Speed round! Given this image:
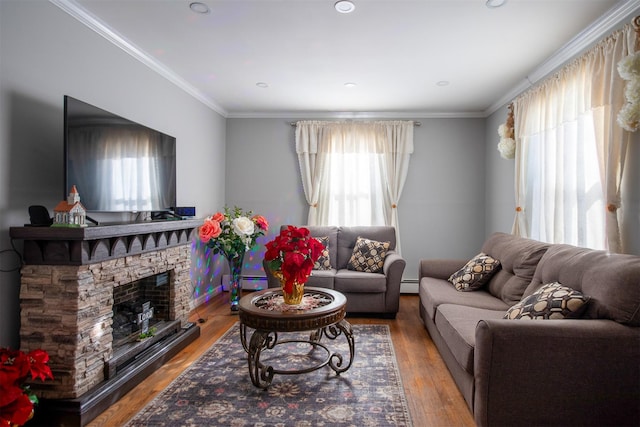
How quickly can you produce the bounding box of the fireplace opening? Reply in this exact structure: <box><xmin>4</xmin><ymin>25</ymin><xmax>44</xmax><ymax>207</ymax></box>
<box><xmin>112</xmin><ymin>272</ymin><xmax>170</xmax><ymax>345</ymax></box>
<box><xmin>106</xmin><ymin>271</ymin><xmax>182</xmax><ymax>379</ymax></box>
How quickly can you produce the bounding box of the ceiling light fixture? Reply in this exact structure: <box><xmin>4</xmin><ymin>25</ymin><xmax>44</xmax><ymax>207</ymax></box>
<box><xmin>436</xmin><ymin>80</ymin><xmax>450</xmax><ymax>87</ymax></box>
<box><xmin>344</xmin><ymin>82</ymin><xmax>357</xmax><ymax>88</ymax></box>
<box><xmin>189</xmin><ymin>2</ymin><xmax>210</xmax><ymax>14</ymax></box>
<box><xmin>334</xmin><ymin>1</ymin><xmax>355</xmax><ymax>14</ymax></box>
<box><xmin>256</xmin><ymin>82</ymin><xmax>269</xmax><ymax>88</ymax></box>
<box><xmin>485</xmin><ymin>0</ymin><xmax>507</xmax><ymax>8</ymax></box>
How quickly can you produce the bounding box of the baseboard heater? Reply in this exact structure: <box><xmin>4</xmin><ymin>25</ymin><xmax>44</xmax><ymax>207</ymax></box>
<box><xmin>401</xmin><ymin>278</ymin><xmax>419</xmax><ymax>294</ymax></box>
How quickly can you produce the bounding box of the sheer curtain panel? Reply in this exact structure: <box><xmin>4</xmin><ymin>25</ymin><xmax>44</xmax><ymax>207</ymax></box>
<box><xmin>513</xmin><ymin>23</ymin><xmax>636</xmax><ymax>252</ymax></box>
<box><xmin>295</xmin><ymin>120</ymin><xmax>414</xmax><ymax>252</ymax></box>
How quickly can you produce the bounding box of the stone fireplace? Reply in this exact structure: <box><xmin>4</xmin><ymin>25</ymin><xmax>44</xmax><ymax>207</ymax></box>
<box><xmin>10</xmin><ymin>219</ymin><xmax>202</xmax><ymax>425</ymax></box>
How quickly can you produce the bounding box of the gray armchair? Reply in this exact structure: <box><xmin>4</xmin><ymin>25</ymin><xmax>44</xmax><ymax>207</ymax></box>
<box><xmin>263</xmin><ymin>225</ymin><xmax>406</xmax><ymax>318</ymax></box>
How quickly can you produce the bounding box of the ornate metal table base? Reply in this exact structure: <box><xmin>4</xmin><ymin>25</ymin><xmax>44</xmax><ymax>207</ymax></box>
<box><xmin>238</xmin><ymin>287</ymin><xmax>354</xmax><ymax>389</ymax></box>
<box><xmin>240</xmin><ymin>320</ymin><xmax>354</xmax><ymax>388</ymax></box>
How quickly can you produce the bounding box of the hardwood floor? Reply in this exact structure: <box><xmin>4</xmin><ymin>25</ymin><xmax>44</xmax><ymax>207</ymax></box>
<box><xmin>88</xmin><ymin>293</ymin><xmax>475</xmax><ymax>426</ymax></box>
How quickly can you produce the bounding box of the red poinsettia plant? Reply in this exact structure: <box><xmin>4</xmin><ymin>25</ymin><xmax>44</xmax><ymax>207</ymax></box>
<box><xmin>264</xmin><ymin>226</ymin><xmax>324</xmax><ymax>293</ymax></box>
<box><xmin>0</xmin><ymin>348</ymin><xmax>53</xmax><ymax>427</ymax></box>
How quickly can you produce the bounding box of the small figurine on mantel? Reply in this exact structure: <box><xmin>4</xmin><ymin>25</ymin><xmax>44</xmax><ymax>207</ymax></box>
<box><xmin>52</xmin><ymin>185</ymin><xmax>88</xmax><ymax>227</ymax></box>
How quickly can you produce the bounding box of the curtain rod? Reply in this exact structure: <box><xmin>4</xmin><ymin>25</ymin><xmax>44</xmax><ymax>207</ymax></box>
<box><xmin>289</xmin><ymin>121</ymin><xmax>421</xmax><ymax>127</ymax></box>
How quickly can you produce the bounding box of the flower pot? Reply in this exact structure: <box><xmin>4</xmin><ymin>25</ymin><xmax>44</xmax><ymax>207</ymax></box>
<box><xmin>274</xmin><ymin>271</ymin><xmax>305</xmax><ymax>305</ymax></box>
<box><xmin>282</xmin><ymin>281</ymin><xmax>305</xmax><ymax>305</ymax></box>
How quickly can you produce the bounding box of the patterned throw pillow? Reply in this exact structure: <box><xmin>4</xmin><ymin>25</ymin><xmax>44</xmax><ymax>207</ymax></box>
<box><xmin>347</xmin><ymin>237</ymin><xmax>390</xmax><ymax>273</ymax></box>
<box><xmin>504</xmin><ymin>282</ymin><xmax>590</xmax><ymax>320</ymax></box>
<box><xmin>313</xmin><ymin>236</ymin><xmax>331</xmax><ymax>270</ymax></box>
<box><xmin>448</xmin><ymin>252</ymin><xmax>501</xmax><ymax>291</ymax></box>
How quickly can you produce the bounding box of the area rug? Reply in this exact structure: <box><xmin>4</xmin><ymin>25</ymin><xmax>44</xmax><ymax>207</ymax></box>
<box><xmin>126</xmin><ymin>323</ymin><xmax>412</xmax><ymax>426</ymax></box>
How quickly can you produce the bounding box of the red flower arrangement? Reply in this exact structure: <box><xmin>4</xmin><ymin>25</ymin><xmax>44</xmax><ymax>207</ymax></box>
<box><xmin>0</xmin><ymin>348</ymin><xmax>53</xmax><ymax>427</ymax></box>
<box><xmin>264</xmin><ymin>226</ymin><xmax>324</xmax><ymax>293</ymax></box>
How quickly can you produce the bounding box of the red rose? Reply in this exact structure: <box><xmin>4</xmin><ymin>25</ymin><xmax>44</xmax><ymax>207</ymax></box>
<box><xmin>199</xmin><ymin>218</ymin><xmax>222</xmax><ymax>243</ymax></box>
<box><xmin>211</xmin><ymin>212</ymin><xmax>225</xmax><ymax>223</ymax></box>
<box><xmin>252</xmin><ymin>215</ymin><xmax>269</xmax><ymax>231</ymax></box>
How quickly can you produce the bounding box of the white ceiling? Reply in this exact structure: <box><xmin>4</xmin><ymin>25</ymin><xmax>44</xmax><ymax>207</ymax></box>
<box><xmin>56</xmin><ymin>0</ymin><xmax>639</xmax><ymax>118</ymax></box>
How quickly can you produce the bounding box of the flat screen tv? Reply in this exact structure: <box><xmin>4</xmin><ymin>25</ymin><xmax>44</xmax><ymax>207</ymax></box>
<box><xmin>64</xmin><ymin>95</ymin><xmax>176</xmax><ymax>212</ymax></box>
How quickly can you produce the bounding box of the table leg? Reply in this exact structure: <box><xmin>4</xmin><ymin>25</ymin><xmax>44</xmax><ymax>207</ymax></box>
<box><xmin>247</xmin><ymin>329</ymin><xmax>277</xmax><ymax>388</ymax></box>
<box><xmin>325</xmin><ymin>319</ymin><xmax>355</xmax><ymax>374</ymax></box>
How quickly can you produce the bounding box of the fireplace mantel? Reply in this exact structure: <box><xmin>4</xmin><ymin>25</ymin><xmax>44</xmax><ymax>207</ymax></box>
<box><xmin>10</xmin><ymin>219</ymin><xmax>202</xmax><ymax>265</ymax></box>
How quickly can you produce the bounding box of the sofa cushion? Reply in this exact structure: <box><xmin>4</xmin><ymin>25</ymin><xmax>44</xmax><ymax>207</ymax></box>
<box><xmin>504</xmin><ymin>282</ymin><xmax>590</xmax><ymax>320</ymax></box>
<box><xmin>335</xmin><ymin>270</ymin><xmax>387</xmax><ymax>293</ymax></box>
<box><xmin>481</xmin><ymin>232</ymin><xmax>550</xmax><ymax>305</ymax></box>
<box><xmin>448</xmin><ymin>252</ymin><xmax>501</xmax><ymax>291</ymax></box>
<box><xmin>347</xmin><ymin>237</ymin><xmax>390</xmax><ymax>273</ymax></box>
<box><xmin>306</xmin><ymin>269</ymin><xmax>335</xmax><ymax>289</ymax></box>
<box><xmin>313</xmin><ymin>236</ymin><xmax>332</xmax><ymax>270</ymax></box>
<box><xmin>435</xmin><ymin>304</ymin><xmax>505</xmax><ymax>374</ymax></box>
<box><xmin>419</xmin><ymin>277</ymin><xmax>511</xmax><ymax>321</ymax></box>
<box><xmin>526</xmin><ymin>244</ymin><xmax>640</xmax><ymax>326</ymax></box>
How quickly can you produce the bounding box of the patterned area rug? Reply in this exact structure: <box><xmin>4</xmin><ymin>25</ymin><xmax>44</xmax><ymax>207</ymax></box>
<box><xmin>126</xmin><ymin>323</ymin><xmax>412</xmax><ymax>426</ymax></box>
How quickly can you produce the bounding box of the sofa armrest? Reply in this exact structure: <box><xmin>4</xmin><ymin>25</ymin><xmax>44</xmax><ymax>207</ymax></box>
<box><xmin>262</xmin><ymin>259</ymin><xmax>280</xmax><ymax>288</ymax></box>
<box><xmin>382</xmin><ymin>250</ymin><xmax>406</xmax><ymax>314</ymax></box>
<box><xmin>474</xmin><ymin>319</ymin><xmax>640</xmax><ymax>427</ymax></box>
<box><xmin>419</xmin><ymin>259</ymin><xmax>467</xmax><ymax>281</ymax></box>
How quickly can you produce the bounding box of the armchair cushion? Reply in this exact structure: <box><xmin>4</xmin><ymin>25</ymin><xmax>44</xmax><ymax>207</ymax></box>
<box><xmin>347</xmin><ymin>236</ymin><xmax>390</xmax><ymax>273</ymax></box>
<box><xmin>313</xmin><ymin>236</ymin><xmax>332</xmax><ymax>270</ymax></box>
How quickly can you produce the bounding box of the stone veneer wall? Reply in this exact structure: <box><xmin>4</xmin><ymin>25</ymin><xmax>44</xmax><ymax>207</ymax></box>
<box><xmin>19</xmin><ymin>244</ymin><xmax>192</xmax><ymax>399</ymax></box>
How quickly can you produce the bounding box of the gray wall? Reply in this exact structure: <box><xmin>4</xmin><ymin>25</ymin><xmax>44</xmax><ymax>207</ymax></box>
<box><xmin>484</xmin><ymin>104</ymin><xmax>516</xmax><ymax>234</ymax></box>
<box><xmin>0</xmin><ymin>1</ymin><xmax>226</xmax><ymax>348</ymax></box>
<box><xmin>226</xmin><ymin>117</ymin><xmax>488</xmax><ymax>282</ymax></box>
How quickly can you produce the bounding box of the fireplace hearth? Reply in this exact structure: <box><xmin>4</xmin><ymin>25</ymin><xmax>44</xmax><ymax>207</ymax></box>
<box><xmin>10</xmin><ymin>220</ymin><xmax>203</xmax><ymax>426</ymax></box>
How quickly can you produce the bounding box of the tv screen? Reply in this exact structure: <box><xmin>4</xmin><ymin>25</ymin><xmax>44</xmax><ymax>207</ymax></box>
<box><xmin>64</xmin><ymin>96</ymin><xmax>177</xmax><ymax>212</ymax></box>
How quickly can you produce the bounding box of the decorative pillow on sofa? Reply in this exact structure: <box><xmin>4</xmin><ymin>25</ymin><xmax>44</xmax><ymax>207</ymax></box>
<box><xmin>313</xmin><ymin>236</ymin><xmax>331</xmax><ymax>270</ymax></box>
<box><xmin>448</xmin><ymin>252</ymin><xmax>501</xmax><ymax>291</ymax></box>
<box><xmin>347</xmin><ymin>236</ymin><xmax>390</xmax><ymax>273</ymax></box>
<box><xmin>504</xmin><ymin>282</ymin><xmax>590</xmax><ymax>320</ymax></box>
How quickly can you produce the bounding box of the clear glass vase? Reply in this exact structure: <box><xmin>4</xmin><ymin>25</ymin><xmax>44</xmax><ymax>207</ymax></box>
<box><xmin>228</xmin><ymin>252</ymin><xmax>244</xmax><ymax>311</ymax></box>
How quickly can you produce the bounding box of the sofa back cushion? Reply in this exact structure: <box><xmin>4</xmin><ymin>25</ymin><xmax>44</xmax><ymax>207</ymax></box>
<box><xmin>525</xmin><ymin>244</ymin><xmax>640</xmax><ymax>325</ymax></box>
<box><xmin>336</xmin><ymin>226</ymin><xmax>396</xmax><ymax>270</ymax></box>
<box><xmin>480</xmin><ymin>232</ymin><xmax>550</xmax><ymax>305</ymax></box>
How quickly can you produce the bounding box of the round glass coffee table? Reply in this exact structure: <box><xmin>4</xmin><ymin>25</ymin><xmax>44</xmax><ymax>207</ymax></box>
<box><xmin>238</xmin><ymin>287</ymin><xmax>354</xmax><ymax>389</ymax></box>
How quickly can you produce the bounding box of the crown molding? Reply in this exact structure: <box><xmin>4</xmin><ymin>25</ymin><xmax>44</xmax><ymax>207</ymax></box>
<box><xmin>49</xmin><ymin>0</ymin><xmax>229</xmax><ymax>117</ymax></box>
<box><xmin>226</xmin><ymin>110</ymin><xmax>486</xmax><ymax>120</ymax></box>
<box><xmin>484</xmin><ymin>0</ymin><xmax>640</xmax><ymax>117</ymax></box>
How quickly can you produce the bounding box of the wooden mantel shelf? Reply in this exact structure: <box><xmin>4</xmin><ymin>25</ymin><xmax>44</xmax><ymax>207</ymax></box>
<box><xmin>10</xmin><ymin>219</ymin><xmax>203</xmax><ymax>265</ymax></box>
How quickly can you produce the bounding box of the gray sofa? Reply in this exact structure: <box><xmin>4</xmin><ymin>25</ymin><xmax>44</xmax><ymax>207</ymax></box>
<box><xmin>419</xmin><ymin>232</ymin><xmax>640</xmax><ymax>427</ymax></box>
<box><xmin>263</xmin><ymin>225</ymin><xmax>405</xmax><ymax>317</ymax></box>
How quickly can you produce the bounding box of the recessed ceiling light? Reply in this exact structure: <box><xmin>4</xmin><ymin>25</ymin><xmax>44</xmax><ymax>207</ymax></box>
<box><xmin>335</xmin><ymin>1</ymin><xmax>355</xmax><ymax>14</ymax></box>
<box><xmin>436</xmin><ymin>80</ymin><xmax>450</xmax><ymax>87</ymax></box>
<box><xmin>189</xmin><ymin>2</ymin><xmax>210</xmax><ymax>14</ymax></box>
<box><xmin>344</xmin><ymin>82</ymin><xmax>357</xmax><ymax>88</ymax></box>
<box><xmin>485</xmin><ymin>0</ymin><xmax>507</xmax><ymax>8</ymax></box>
<box><xmin>256</xmin><ymin>82</ymin><xmax>269</xmax><ymax>88</ymax></box>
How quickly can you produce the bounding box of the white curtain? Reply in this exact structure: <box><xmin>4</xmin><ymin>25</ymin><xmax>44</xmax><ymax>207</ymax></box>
<box><xmin>513</xmin><ymin>23</ymin><xmax>636</xmax><ymax>252</ymax></box>
<box><xmin>295</xmin><ymin>120</ymin><xmax>414</xmax><ymax>251</ymax></box>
